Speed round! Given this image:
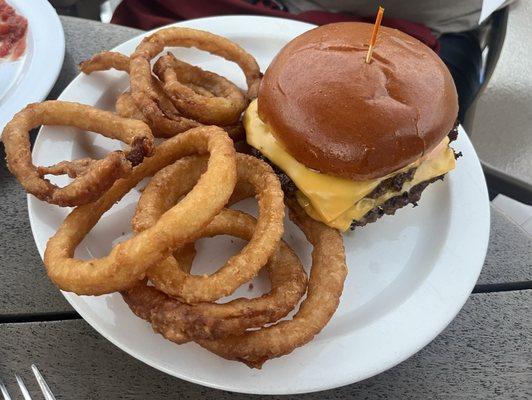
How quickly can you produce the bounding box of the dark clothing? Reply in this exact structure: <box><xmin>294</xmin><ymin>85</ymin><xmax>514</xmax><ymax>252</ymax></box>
<box><xmin>439</xmin><ymin>31</ymin><xmax>482</xmax><ymax>122</ymax></box>
<box><xmin>111</xmin><ymin>0</ymin><xmax>440</xmax><ymax>51</ymax></box>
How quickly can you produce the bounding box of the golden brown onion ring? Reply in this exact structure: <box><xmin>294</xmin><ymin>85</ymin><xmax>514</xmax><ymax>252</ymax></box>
<box><xmin>80</xmin><ymin>51</ymin><xmax>201</xmax><ymax>138</ymax></box>
<box><xmin>123</xmin><ymin>208</ymin><xmax>306</xmax><ymax>341</ymax></box>
<box><xmin>129</xmin><ymin>27</ymin><xmax>261</xmax><ymax>135</ymax></box>
<box><xmin>79</xmin><ymin>51</ymin><xmax>130</xmax><ymax>73</ymax></box>
<box><xmin>153</xmin><ymin>53</ymin><xmax>247</xmax><ymax>126</ymax></box>
<box><xmin>195</xmin><ymin>200</ymin><xmax>347</xmax><ymax>368</ymax></box>
<box><xmin>124</xmin><ymin>200</ymin><xmax>346</xmax><ymax>367</ymax></box>
<box><xmin>126</xmin><ymin>155</ymin><xmax>304</xmax><ymax>338</ymax></box>
<box><xmin>2</xmin><ymin>101</ymin><xmax>154</xmax><ymax>207</ymax></box>
<box><xmin>81</xmin><ymin>52</ymin><xmax>244</xmax><ymax>139</ymax></box>
<box><xmin>43</xmin><ymin>125</ymin><xmax>236</xmax><ymax>295</ymax></box>
<box><xmin>132</xmin><ymin>153</ymin><xmax>285</xmax><ymax>303</ymax></box>
<box><xmin>116</xmin><ymin>90</ymin><xmax>244</xmax><ymax>142</ymax></box>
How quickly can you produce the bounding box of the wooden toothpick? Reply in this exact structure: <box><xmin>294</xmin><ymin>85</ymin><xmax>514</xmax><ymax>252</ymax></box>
<box><xmin>365</xmin><ymin>6</ymin><xmax>385</xmax><ymax>64</ymax></box>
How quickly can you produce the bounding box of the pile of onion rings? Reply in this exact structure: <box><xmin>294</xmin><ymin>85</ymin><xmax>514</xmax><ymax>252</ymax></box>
<box><xmin>2</xmin><ymin>101</ymin><xmax>154</xmax><ymax>206</ymax></box>
<box><xmin>80</xmin><ymin>26</ymin><xmax>260</xmax><ymax>140</ymax></box>
<box><xmin>0</xmin><ymin>26</ymin><xmax>347</xmax><ymax>368</ymax></box>
<box><xmin>120</xmin><ymin>156</ymin><xmax>347</xmax><ymax>367</ymax></box>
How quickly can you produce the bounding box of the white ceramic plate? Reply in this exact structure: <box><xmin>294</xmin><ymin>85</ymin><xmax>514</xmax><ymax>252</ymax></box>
<box><xmin>27</xmin><ymin>16</ymin><xmax>490</xmax><ymax>395</ymax></box>
<box><xmin>0</xmin><ymin>0</ymin><xmax>64</xmax><ymax>133</ymax></box>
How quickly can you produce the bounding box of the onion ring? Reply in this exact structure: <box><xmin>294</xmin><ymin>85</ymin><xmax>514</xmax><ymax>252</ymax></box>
<box><xmin>116</xmin><ymin>89</ymin><xmax>194</xmax><ymax>136</ymax></box>
<box><xmin>129</xmin><ymin>80</ymin><xmax>201</xmax><ymax>138</ymax></box>
<box><xmin>80</xmin><ymin>51</ymin><xmax>201</xmax><ymax>137</ymax></box>
<box><xmin>132</xmin><ymin>153</ymin><xmax>285</xmax><ymax>303</ymax></box>
<box><xmin>43</xmin><ymin>125</ymin><xmax>236</xmax><ymax>295</ymax></box>
<box><xmin>79</xmin><ymin>51</ymin><xmax>130</xmax><ymax>73</ymax></box>
<box><xmin>129</xmin><ymin>27</ymin><xmax>261</xmax><ymax>135</ymax></box>
<box><xmin>81</xmin><ymin>51</ymin><xmax>244</xmax><ymax>140</ymax></box>
<box><xmin>153</xmin><ymin>53</ymin><xmax>247</xmax><ymax>126</ymax></box>
<box><xmin>81</xmin><ymin>49</ymin><xmax>242</xmax><ymax>103</ymax></box>
<box><xmin>123</xmin><ymin>208</ymin><xmax>306</xmax><ymax>340</ymax></box>
<box><xmin>123</xmin><ymin>200</ymin><xmax>346</xmax><ymax>367</ymax></box>
<box><xmin>80</xmin><ymin>51</ymin><xmax>180</xmax><ymax>123</ymax></box>
<box><xmin>127</xmin><ymin>154</ymin><xmax>305</xmax><ymax>338</ymax></box>
<box><xmin>2</xmin><ymin>101</ymin><xmax>154</xmax><ymax>207</ymax></box>
<box><xmin>117</xmin><ymin>90</ymin><xmax>244</xmax><ymax>142</ymax></box>
<box><xmin>195</xmin><ymin>200</ymin><xmax>347</xmax><ymax>368</ymax></box>
<box><xmin>80</xmin><ymin>51</ymin><xmax>191</xmax><ymax>126</ymax></box>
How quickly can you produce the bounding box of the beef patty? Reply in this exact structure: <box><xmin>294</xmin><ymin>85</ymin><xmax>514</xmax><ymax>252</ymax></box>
<box><xmin>349</xmin><ymin>175</ymin><xmax>443</xmax><ymax>229</ymax></box>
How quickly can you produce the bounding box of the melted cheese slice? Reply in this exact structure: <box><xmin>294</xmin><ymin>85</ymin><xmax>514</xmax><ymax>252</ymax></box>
<box><xmin>244</xmin><ymin>99</ymin><xmax>456</xmax><ymax>231</ymax></box>
<box><xmin>297</xmin><ymin>142</ymin><xmax>456</xmax><ymax>230</ymax></box>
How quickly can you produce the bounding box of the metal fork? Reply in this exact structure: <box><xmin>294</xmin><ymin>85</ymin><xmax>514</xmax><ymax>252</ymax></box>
<box><xmin>0</xmin><ymin>364</ymin><xmax>56</xmax><ymax>400</ymax></box>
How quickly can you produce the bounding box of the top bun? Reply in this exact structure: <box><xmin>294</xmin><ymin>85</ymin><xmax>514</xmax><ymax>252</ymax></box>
<box><xmin>258</xmin><ymin>22</ymin><xmax>458</xmax><ymax>180</ymax></box>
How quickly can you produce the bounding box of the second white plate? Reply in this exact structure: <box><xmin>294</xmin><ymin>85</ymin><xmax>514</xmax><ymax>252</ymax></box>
<box><xmin>0</xmin><ymin>0</ymin><xmax>64</xmax><ymax>133</ymax></box>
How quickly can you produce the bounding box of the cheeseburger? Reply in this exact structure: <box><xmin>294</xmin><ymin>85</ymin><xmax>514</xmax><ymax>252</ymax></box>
<box><xmin>244</xmin><ymin>22</ymin><xmax>459</xmax><ymax>231</ymax></box>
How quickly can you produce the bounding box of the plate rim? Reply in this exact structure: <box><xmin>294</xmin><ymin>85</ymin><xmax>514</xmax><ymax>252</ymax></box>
<box><xmin>0</xmin><ymin>0</ymin><xmax>65</xmax><ymax>134</ymax></box>
<box><xmin>27</xmin><ymin>15</ymin><xmax>491</xmax><ymax>395</ymax></box>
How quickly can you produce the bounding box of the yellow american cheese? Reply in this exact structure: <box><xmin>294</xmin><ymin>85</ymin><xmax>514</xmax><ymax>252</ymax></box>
<box><xmin>244</xmin><ymin>99</ymin><xmax>456</xmax><ymax>231</ymax></box>
<box><xmin>297</xmin><ymin>142</ymin><xmax>456</xmax><ymax>230</ymax></box>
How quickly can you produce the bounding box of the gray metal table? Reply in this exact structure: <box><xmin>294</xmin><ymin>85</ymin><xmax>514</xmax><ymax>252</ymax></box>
<box><xmin>0</xmin><ymin>16</ymin><xmax>530</xmax><ymax>399</ymax></box>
